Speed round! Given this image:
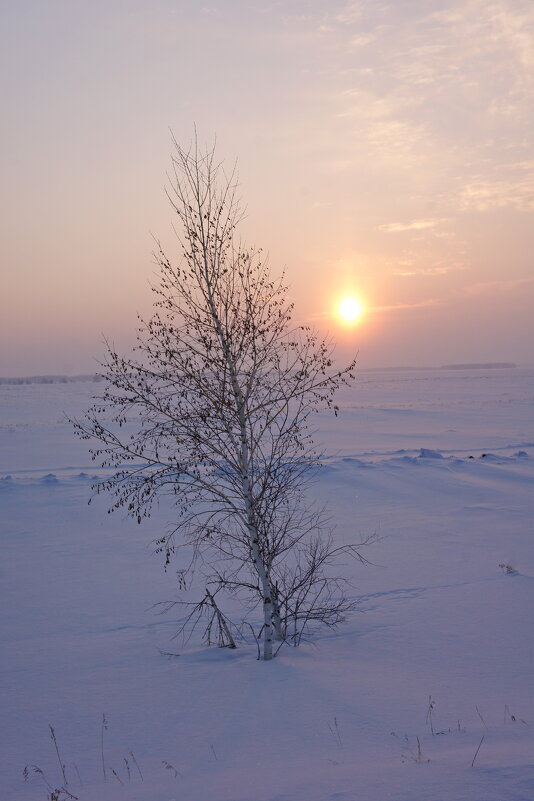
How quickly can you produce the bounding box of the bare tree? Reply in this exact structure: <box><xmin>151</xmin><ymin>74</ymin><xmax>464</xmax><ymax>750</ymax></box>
<box><xmin>75</xmin><ymin>135</ymin><xmax>365</xmax><ymax>660</ymax></box>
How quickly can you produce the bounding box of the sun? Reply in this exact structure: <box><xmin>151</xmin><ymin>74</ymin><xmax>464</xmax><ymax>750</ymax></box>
<box><xmin>338</xmin><ymin>296</ymin><xmax>362</xmax><ymax>323</ymax></box>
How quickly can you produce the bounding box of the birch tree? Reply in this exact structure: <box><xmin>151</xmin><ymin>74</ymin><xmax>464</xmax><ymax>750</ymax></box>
<box><xmin>75</xmin><ymin>136</ymin><xmax>362</xmax><ymax>660</ymax></box>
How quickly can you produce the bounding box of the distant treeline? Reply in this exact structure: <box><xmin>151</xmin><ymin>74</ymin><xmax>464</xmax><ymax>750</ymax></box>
<box><xmin>440</xmin><ymin>362</ymin><xmax>516</xmax><ymax>370</ymax></box>
<box><xmin>0</xmin><ymin>374</ymin><xmax>103</xmax><ymax>385</ymax></box>
<box><xmin>0</xmin><ymin>365</ymin><xmax>518</xmax><ymax>384</ymax></box>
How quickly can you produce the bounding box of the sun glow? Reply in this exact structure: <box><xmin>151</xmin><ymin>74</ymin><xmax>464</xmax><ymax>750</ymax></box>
<box><xmin>338</xmin><ymin>296</ymin><xmax>363</xmax><ymax>324</ymax></box>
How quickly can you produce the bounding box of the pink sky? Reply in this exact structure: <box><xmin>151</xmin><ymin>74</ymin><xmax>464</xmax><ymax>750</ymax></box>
<box><xmin>1</xmin><ymin>0</ymin><xmax>533</xmax><ymax>375</ymax></box>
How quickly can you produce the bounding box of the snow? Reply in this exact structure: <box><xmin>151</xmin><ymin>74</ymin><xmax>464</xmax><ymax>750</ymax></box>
<box><xmin>1</xmin><ymin>366</ymin><xmax>533</xmax><ymax>800</ymax></box>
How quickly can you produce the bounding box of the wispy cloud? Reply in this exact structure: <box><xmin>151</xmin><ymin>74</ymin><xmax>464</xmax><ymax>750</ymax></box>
<box><xmin>371</xmin><ymin>298</ymin><xmax>440</xmax><ymax>312</ymax></box>
<box><xmin>459</xmin><ymin>172</ymin><xmax>534</xmax><ymax>212</ymax></box>
<box><xmin>391</xmin><ymin>263</ymin><xmax>465</xmax><ymax>277</ymax></box>
<box><xmin>349</xmin><ymin>33</ymin><xmax>375</xmax><ymax>47</ymax></box>
<box><xmin>306</xmin><ymin>296</ymin><xmax>439</xmax><ymax>323</ymax></box>
<box><xmin>318</xmin><ymin>0</ymin><xmax>534</xmax><ymax>207</ymax></box>
<box><xmin>461</xmin><ymin>276</ymin><xmax>534</xmax><ymax>297</ymax></box>
<box><xmin>334</xmin><ymin>2</ymin><xmax>365</xmax><ymax>26</ymax></box>
<box><xmin>379</xmin><ymin>219</ymin><xmax>449</xmax><ymax>233</ymax></box>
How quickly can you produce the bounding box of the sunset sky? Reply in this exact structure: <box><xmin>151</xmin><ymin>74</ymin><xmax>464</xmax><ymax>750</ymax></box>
<box><xmin>1</xmin><ymin>0</ymin><xmax>533</xmax><ymax>375</ymax></box>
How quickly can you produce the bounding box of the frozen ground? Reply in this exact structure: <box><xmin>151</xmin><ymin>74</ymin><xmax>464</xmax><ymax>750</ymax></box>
<box><xmin>1</xmin><ymin>366</ymin><xmax>533</xmax><ymax>801</ymax></box>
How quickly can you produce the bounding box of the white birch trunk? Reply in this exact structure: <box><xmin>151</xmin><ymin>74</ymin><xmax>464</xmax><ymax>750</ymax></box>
<box><xmin>203</xmin><ymin>260</ymin><xmax>275</xmax><ymax>660</ymax></box>
<box><xmin>272</xmin><ymin>597</ymin><xmax>283</xmax><ymax>641</ymax></box>
<box><xmin>247</xmin><ymin>518</ymin><xmax>274</xmax><ymax>660</ymax></box>
<box><xmin>239</xmin><ymin>409</ymin><xmax>274</xmax><ymax>660</ymax></box>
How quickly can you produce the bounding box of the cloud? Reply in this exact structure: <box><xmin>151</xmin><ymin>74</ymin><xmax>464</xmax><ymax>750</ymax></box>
<box><xmin>334</xmin><ymin>2</ymin><xmax>364</xmax><ymax>26</ymax></box>
<box><xmin>391</xmin><ymin>263</ymin><xmax>465</xmax><ymax>277</ymax></box>
<box><xmin>349</xmin><ymin>33</ymin><xmax>375</xmax><ymax>46</ymax></box>
<box><xmin>490</xmin><ymin>5</ymin><xmax>534</xmax><ymax>70</ymax></box>
<box><xmin>305</xmin><ymin>296</ymin><xmax>439</xmax><ymax>324</ymax></box>
<box><xmin>378</xmin><ymin>219</ymin><xmax>449</xmax><ymax>233</ymax></box>
<box><xmin>461</xmin><ymin>276</ymin><xmax>534</xmax><ymax>297</ymax></box>
<box><xmin>371</xmin><ymin>298</ymin><xmax>440</xmax><ymax>313</ymax></box>
<box><xmin>459</xmin><ymin>172</ymin><xmax>534</xmax><ymax>212</ymax></box>
<box><xmin>318</xmin><ymin>0</ymin><xmax>534</xmax><ymax>199</ymax></box>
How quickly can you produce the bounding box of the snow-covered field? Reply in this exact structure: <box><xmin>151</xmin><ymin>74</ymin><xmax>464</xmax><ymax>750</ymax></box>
<box><xmin>1</xmin><ymin>367</ymin><xmax>533</xmax><ymax>801</ymax></box>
